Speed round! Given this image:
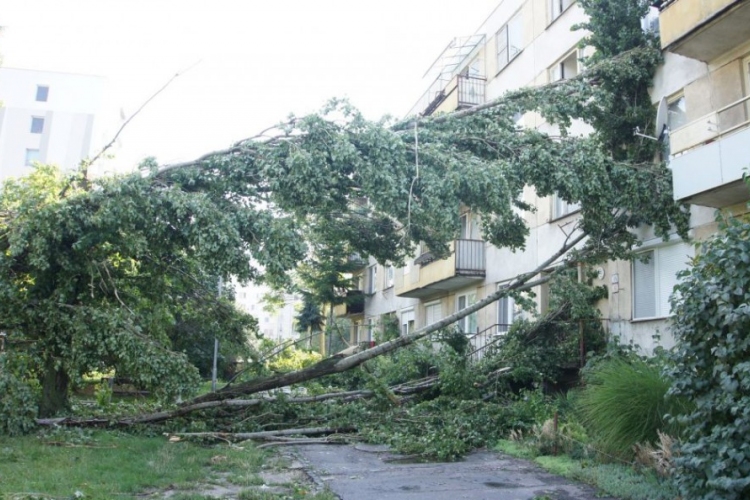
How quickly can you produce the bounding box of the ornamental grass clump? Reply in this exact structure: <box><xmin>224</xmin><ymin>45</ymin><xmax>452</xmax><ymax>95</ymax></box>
<box><xmin>576</xmin><ymin>356</ymin><xmax>686</xmax><ymax>458</ymax></box>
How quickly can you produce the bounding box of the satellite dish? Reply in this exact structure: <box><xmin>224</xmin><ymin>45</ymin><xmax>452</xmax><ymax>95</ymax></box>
<box><xmin>655</xmin><ymin>97</ymin><xmax>668</xmax><ymax>140</ymax></box>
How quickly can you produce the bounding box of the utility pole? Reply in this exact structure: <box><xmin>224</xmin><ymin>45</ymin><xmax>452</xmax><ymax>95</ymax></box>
<box><xmin>211</xmin><ymin>277</ymin><xmax>222</xmax><ymax>392</ymax></box>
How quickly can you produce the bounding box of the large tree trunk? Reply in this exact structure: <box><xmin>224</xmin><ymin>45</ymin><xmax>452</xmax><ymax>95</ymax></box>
<box><xmin>189</xmin><ymin>232</ymin><xmax>584</xmax><ymax>405</ymax></box>
<box><xmin>39</xmin><ymin>358</ymin><xmax>70</xmax><ymax>417</ymax></box>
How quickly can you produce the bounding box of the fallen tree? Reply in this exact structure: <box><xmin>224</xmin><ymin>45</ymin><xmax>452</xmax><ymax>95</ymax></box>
<box><xmin>1</xmin><ymin>0</ymin><xmax>687</xmax><ymax>433</ymax></box>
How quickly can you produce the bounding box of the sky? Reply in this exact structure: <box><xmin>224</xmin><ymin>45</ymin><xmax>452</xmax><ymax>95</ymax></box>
<box><xmin>0</xmin><ymin>0</ymin><xmax>500</xmax><ymax>169</ymax></box>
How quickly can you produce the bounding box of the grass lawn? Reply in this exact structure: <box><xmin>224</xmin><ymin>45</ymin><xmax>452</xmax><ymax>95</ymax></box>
<box><xmin>0</xmin><ymin>428</ymin><xmax>333</xmax><ymax>500</ymax></box>
<box><xmin>495</xmin><ymin>440</ymin><xmax>678</xmax><ymax>500</ymax></box>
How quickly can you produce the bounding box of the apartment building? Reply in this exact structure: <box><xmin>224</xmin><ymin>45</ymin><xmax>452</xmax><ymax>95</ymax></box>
<box><xmin>655</xmin><ymin>0</ymin><xmax>750</xmax><ymax>213</ymax></box>
<box><xmin>0</xmin><ymin>67</ymin><xmax>106</xmax><ymax>181</ymax></box>
<box><xmin>234</xmin><ymin>282</ymin><xmax>301</xmax><ymax>343</ymax></box>
<box><xmin>608</xmin><ymin>0</ymin><xmax>750</xmax><ymax>349</ymax></box>
<box><xmin>344</xmin><ymin>0</ymin><xmax>749</xmax><ymax>354</ymax></box>
<box><xmin>344</xmin><ymin>0</ymin><xmax>598</xmax><ymax>350</ymax></box>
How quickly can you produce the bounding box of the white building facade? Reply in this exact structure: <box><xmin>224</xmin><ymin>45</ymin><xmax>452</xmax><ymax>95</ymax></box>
<box><xmin>0</xmin><ymin>67</ymin><xmax>106</xmax><ymax>180</ymax></box>
<box><xmin>354</xmin><ymin>0</ymin><xmax>745</xmax><ymax>355</ymax></box>
<box><xmin>234</xmin><ymin>282</ymin><xmax>300</xmax><ymax>343</ymax></box>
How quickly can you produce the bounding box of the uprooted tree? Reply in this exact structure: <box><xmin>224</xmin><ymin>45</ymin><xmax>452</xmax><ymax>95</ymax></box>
<box><xmin>0</xmin><ymin>0</ymin><xmax>686</xmax><ymax>424</ymax></box>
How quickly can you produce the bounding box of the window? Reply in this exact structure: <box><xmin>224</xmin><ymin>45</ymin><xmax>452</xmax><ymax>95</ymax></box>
<box><xmin>550</xmin><ymin>0</ymin><xmax>574</xmax><ymax>23</ymax></box>
<box><xmin>496</xmin><ymin>13</ymin><xmax>523</xmax><ymax>72</ymax></box>
<box><xmin>463</xmin><ymin>56</ymin><xmax>484</xmax><ymax>78</ymax></box>
<box><xmin>457</xmin><ymin>292</ymin><xmax>478</xmax><ymax>334</ymax></box>
<box><xmin>353</xmin><ymin>321</ymin><xmax>362</xmax><ymax>343</ymax></box>
<box><xmin>640</xmin><ymin>6</ymin><xmax>660</xmax><ymax>35</ymax></box>
<box><xmin>497</xmin><ymin>285</ymin><xmax>515</xmax><ymax>333</ymax></box>
<box><xmin>384</xmin><ymin>265</ymin><xmax>394</xmax><ymax>289</ymax></box>
<box><xmin>364</xmin><ymin>318</ymin><xmax>374</xmax><ymax>342</ymax></box>
<box><xmin>366</xmin><ymin>265</ymin><xmax>378</xmax><ymax>294</ymax></box>
<box><xmin>460</xmin><ymin>212</ymin><xmax>480</xmax><ymax>239</ymax></box>
<box><xmin>35</xmin><ymin>85</ymin><xmax>49</xmax><ymax>102</ymax></box>
<box><xmin>667</xmin><ymin>95</ymin><xmax>688</xmax><ymax>132</ymax></box>
<box><xmin>552</xmin><ymin>193</ymin><xmax>580</xmax><ymax>219</ymax></box>
<box><xmin>632</xmin><ymin>242</ymin><xmax>693</xmax><ymax>319</ymax></box>
<box><xmin>425</xmin><ymin>300</ymin><xmax>442</xmax><ymax>326</ymax></box>
<box><xmin>549</xmin><ymin>51</ymin><xmax>579</xmax><ymax>82</ymax></box>
<box><xmin>30</xmin><ymin>117</ymin><xmax>44</xmax><ymax>134</ymax></box>
<box><xmin>25</xmin><ymin>149</ymin><xmax>40</xmax><ymax>166</ymax></box>
<box><xmin>401</xmin><ymin>308</ymin><xmax>415</xmax><ymax>336</ymax></box>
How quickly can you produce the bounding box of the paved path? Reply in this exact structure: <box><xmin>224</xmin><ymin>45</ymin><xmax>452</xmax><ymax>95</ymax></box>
<box><xmin>294</xmin><ymin>444</ymin><xmax>616</xmax><ymax>500</ymax></box>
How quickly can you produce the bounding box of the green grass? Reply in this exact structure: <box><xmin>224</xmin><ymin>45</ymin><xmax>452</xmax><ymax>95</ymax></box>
<box><xmin>495</xmin><ymin>440</ymin><xmax>678</xmax><ymax>500</ymax></box>
<box><xmin>0</xmin><ymin>429</ymin><xmax>266</xmax><ymax>499</ymax></box>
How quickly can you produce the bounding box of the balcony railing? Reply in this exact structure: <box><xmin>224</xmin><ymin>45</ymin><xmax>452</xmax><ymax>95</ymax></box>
<box><xmin>466</xmin><ymin>324</ymin><xmax>512</xmax><ymax>363</ymax></box>
<box><xmin>670</xmin><ymin>94</ymin><xmax>750</xmax><ymax>207</ymax></box>
<box><xmin>409</xmin><ymin>75</ymin><xmax>486</xmax><ymax>117</ymax></box>
<box><xmin>457</xmin><ymin>75</ymin><xmax>485</xmax><ymax>109</ymax></box>
<box><xmin>332</xmin><ymin>290</ymin><xmax>365</xmax><ymax>317</ymax></box>
<box><xmin>454</xmin><ymin>238</ymin><xmax>485</xmax><ymax>273</ymax></box>
<box><xmin>670</xmin><ymin>94</ymin><xmax>750</xmax><ymax>157</ymax></box>
<box><xmin>395</xmin><ymin>239</ymin><xmax>485</xmax><ymax>298</ymax></box>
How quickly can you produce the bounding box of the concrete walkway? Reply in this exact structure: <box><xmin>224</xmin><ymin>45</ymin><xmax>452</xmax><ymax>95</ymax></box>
<box><xmin>294</xmin><ymin>444</ymin><xmax>616</xmax><ymax>500</ymax></box>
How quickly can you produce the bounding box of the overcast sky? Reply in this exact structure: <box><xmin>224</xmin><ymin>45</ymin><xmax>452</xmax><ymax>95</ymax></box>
<box><xmin>0</xmin><ymin>0</ymin><xmax>499</xmax><ymax>169</ymax></box>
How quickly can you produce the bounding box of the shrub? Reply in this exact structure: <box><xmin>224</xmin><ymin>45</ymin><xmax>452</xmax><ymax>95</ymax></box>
<box><xmin>667</xmin><ymin>217</ymin><xmax>750</xmax><ymax>500</ymax></box>
<box><xmin>0</xmin><ymin>353</ymin><xmax>37</xmax><ymax>435</ymax></box>
<box><xmin>576</xmin><ymin>356</ymin><xmax>686</xmax><ymax>457</ymax></box>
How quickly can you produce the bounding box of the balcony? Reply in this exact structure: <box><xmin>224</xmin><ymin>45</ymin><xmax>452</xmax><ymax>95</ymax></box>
<box><xmin>670</xmin><ymin>94</ymin><xmax>750</xmax><ymax>207</ymax></box>
<box><xmin>333</xmin><ymin>290</ymin><xmax>365</xmax><ymax>318</ymax></box>
<box><xmin>347</xmin><ymin>253</ymin><xmax>368</xmax><ymax>269</ymax></box>
<box><xmin>657</xmin><ymin>0</ymin><xmax>750</xmax><ymax>61</ymax></box>
<box><xmin>395</xmin><ymin>239</ymin><xmax>485</xmax><ymax>299</ymax></box>
<box><xmin>411</xmin><ymin>75</ymin><xmax>486</xmax><ymax>117</ymax></box>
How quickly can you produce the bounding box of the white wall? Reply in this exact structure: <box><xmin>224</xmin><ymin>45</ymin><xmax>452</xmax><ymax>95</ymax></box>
<box><xmin>234</xmin><ymin>282</ymin><xmax>300</xmax><ymax>343</ymax></box>
<box><xmin>0</xmin><ymin>67</ymin><xmax>106</xmax><ymax>180</ymax></box>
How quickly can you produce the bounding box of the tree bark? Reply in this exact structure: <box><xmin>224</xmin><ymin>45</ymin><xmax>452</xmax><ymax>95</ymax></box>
<box><xmin>38</xmin><ymin>358</ymin><xmax>70</xmax><ymax>418</ymax></box>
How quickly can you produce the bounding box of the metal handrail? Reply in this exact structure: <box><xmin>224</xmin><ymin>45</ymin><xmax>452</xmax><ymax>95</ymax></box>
<box><xmin>671</xmin><ymin>93</ymin><xmax>750</xmax><ymax>155</ymax></box>
<box><xmin>466</xmin><ymin>323</ymin><xmax>512</xmax><ymax>362</ymax></box>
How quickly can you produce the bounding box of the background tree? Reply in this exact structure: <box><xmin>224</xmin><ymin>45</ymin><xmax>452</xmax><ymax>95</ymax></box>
<box><xmin>294</xmin><ymin>295</ymin><xmax>325</xmax><ymax>349</ymax></box>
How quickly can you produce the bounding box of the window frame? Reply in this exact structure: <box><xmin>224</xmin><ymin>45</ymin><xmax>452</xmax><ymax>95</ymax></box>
<box><xmin>366</xmin><ymin>265</ymin><xmax>378</xmax><ymax>295</ymax></box>
<box><xmin>35</xmin><ymin>85</ymin><xmax>49</xmax><ymax>102</ymax></box>
<box><xmin>384</xmin><ymin>264</ymin><xmax>394</xmax><ymax>289</ymax></box>
<box><xmin>496</xmin><ymin>284</ymin><xmax>515</xmax><ymax>334</ymax></box>
<box><xmin>24</xmin><ymin>148</ymin><xmax>40</xmax><ymax>166</ymax></box>
<box><xmin>364</xmin><ymin>317</ymin><xmax>374</xmax><ymax>342</ymax></box>
<box><xmin>549</xmin><ymin>0</ymin><xmax>574</xmax><ymax>24</ymax></box>
<box><xmin>551</xmin><ymin>193</ymin><xmax>581</xmax><ymax>220</ymax></box>
<box><xmin>424</xmin><ymin>300</ymin><xmax>443</xmax><ymax>326</ymax></box>
<box><xmin>401</xmin><ymin>307</ymin><xmax>416</xmax><ymax>336</ymax></box>
<box><xmin>549</xmin><ymin>50</ymin><xmax>580</xmax><ymax>83</ymax></box>
<box><xmin>496</xmin><ymin>11</ymin><xmax>523</xmax><ymax>73</ymax></box>
<box><xmin>30</xmin><ymin>116</ymin><xmax>45</xmax><ymax>134</ymax></box>
<box><xmin>666</xmin><ymin>92</ymin><xmax>688</xmax><ymax>133</ymax></box>
<box><xmin>456</xmin><ymin>292</ymin><xmax>478</xmax><ymax>335</ymax></box>
<box><xmin>632</xmin><ymin>242</ymin><xmax>694</xmax><ymax>321</ymax></box>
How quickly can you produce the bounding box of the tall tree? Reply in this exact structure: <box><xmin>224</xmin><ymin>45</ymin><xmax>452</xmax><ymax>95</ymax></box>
<box><xmin>0</xmin><ymin>0</ymin><xmax>685</xmax><ymax>417</ymax></box>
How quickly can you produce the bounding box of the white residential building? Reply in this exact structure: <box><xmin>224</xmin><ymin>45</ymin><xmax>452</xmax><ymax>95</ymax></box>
<box><xmin>234</xmin><ymin>282</ymin><xmax>300</xmax><ymax>343</ymax></box>
<box><xmin>0</xmin><ymin>67</ymin><xmax>106</xmax><ymax>181</ymax></box>
<box><xmin>355</xmin><ymin>0</ymin><xmax>745</xmax><ymax>355</ymax></box>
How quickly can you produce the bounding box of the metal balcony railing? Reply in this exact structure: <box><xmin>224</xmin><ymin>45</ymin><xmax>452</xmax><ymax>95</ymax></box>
<box><xmin>454</xmin><ymin>239</ymin><xmax>485</xmax><ymax>274</ymax></box>
<box><xmin>467</xmin><ymin>323</ymin><xmax>513</xmax><ymax>363</ymax></box>
<box><xmin>670</xmin><ymin>93</ymin><xmax>750</xmax><ymax>157</ymax></box>
<box><xmin>457</xmin><ymin>75</ymin><xmax>486</xmax><ymax>108</ymax></box>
